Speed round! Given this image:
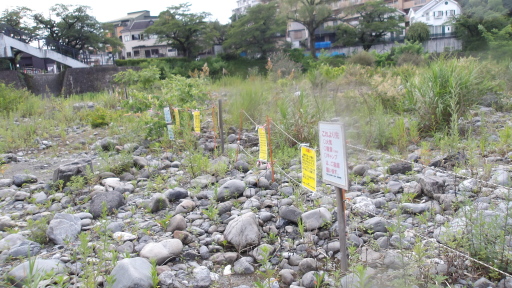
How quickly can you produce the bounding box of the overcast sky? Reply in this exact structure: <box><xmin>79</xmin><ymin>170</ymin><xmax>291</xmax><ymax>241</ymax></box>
<box><xmin>1</xmin><ymin>0</ymin><xmax>237</xmax><ymax>24</ymax></box>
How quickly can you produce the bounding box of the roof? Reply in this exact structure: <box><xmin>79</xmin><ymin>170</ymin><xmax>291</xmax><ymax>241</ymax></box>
<box><xmin>104</xmin><ymin>10</ymin><xmax>152</xmax><ymax>24</ymax></box>
<box><xmin>414</xmin><ymin>0</ymin><xmax>461</xmax><ymax>16</ymax></box>
<box><xmin>121</xmin><ymin>20</ymin><xmax>155</xmax><ymax>33</ymax></box>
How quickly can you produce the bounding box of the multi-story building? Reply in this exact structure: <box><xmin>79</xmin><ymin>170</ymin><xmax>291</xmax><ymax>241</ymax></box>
<box><xmin>232</xmin><ymin>0</ymin><xmax>271</xmax><ymax>16</ymax></box>
<box><xmin>408</xmin><ymin>0</ymin><xmax>461</xmax><ymax>38</ymax></box>
<box><xmin>105</xmin><ymin>11</ymin><xmax>177</xmax><ymax>59</ymax></box>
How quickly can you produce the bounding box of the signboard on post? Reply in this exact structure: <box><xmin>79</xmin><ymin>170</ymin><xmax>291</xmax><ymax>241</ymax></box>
<box><xmin>163</xmin><ymin>107</ymin><xmax>174</xmax><ymax>140</ymax></box>
<box><xmin>258</xmin><ymin>127</ymin><xmax>268</xmax><ymax>161</ymax></box>
<box><xmin>174</xmin><ymin>108</ymin><xmax>180</xmax><ymax>128</ymax></box>
<box><xmin>318</xmin><ymin>122</ymin><xmax>349</xmax><ymax>190</ymax></box>
<box><xmin>301</xmin><ymin>146</ymin><xmax>316</xmax><ymax>192</ymax></box>
<box><xmin>318</xmin><ymin>121</ymin><xmax>349</xmax><ymax>272</ymax></box>
<box><xmin>193</xmin><ymin>111</ymin><xmax>201</xmax><ymax>133</ymax></box>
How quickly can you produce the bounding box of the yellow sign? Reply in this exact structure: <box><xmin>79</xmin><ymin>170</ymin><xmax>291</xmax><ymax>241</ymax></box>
<box><xmin>258</xmin><ymin>127</ymin><xmax>267</xmax><ymax>161</ymax></box>
<box><xmin>174</xmin><ymin>108</ymin><xmax>180</xmax><ymax>128</ymax></box>
<box><xmin>301</xmin><ymin>146</ymin><xmax>317</xmax><ymax>192</ymax></box>
<box><xmin>193</xmin><ymin>111</ymin><xmax>201</xmax><ymax>133</ymax></box>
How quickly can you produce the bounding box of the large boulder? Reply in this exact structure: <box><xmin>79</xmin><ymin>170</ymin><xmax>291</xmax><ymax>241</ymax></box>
<box><xmin>89</xmin><ymin>192</ymin><xmax>125</xmax><ymax>219</ymax></box>
<box><xmin>110</xmin><ymin>257</ymin><xmax>153</xmax><ymax>288</ymax></box>
<box><xmin>417</xmin><ymin>175</ymin><xmax>445</xmax><ymax>197</ymax></box>
<box><xmin>217</xmin><ymin>180</ymin><xmax>246</xmax><ymax>201</ymax></box>
<box><xmin>279</xmin><ymin>206</ymin><xmax>302</xmax><ymax>224</ymax></box>
<box><xmin>46</xmin><ymin>213</ymin><xmax>81</xmax><ymax>245</ymax></box>
<box><xmin>224</xmin><ymin>212</ymin><xmax>260</xmax><ymax>251</ymax></box>
<box><xmin>53</xmin><ymin>158</ymin><xmax>93</xmax><ymax>186</ymax></box>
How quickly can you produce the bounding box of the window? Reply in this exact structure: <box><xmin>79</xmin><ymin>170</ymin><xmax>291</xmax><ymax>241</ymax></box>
<box><xmin>132</xmin><ymin>34</ymin><xmax>141</xmax><ymax>40</ymax></box>
<box><xmin>123</xmin><ymin>35</ymin><xmax>130</xmax><ymax>42</ymax></box>
<box><xmin>425</xmin><ymin>12</ymin><xmax>430</xmax><ymax>21</ymax></box>
<box><xmin>134</xmin><ymin>50</ymin><xmax>140</xmax><ymax>57</ymax></box>
<box><xmin>151</xmin><ymin>49</ymin><xmax>159</xmax><ymax>56</ymax></box>
<box><xmin>447</xmin><ymin>10</ymin><xmax>456</xmax><ymax>16</ymax></box>
<box><xmin>126</xmin><ymin>52</ymin><xmax>131</xmax><ymax>58</ymax></box>
<box><xmin>434</xmin><ymin>11</ymin><xmax>443</xmax><ymax>18</ymax></box>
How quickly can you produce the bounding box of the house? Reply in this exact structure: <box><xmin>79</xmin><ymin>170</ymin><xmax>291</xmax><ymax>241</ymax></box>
<box><xmin>105</xmin><ymin>11</ymin><xmax>176</xmax><ymax>60</ymax></box>
<box><xmin>232</xmin><ymin>0</ymin><xmax>271</xmax><ymax>16</ymax></box>
<box><xmin>408</xmin><ymin>0</ymin><xmax>461</xmax><ymax>37</ymax></box>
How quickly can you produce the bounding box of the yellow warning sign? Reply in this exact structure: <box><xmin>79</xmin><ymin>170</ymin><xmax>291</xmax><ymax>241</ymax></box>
<box><xmin>193</xmin><ymin>111</ymin><xmax>200</xmax><ymax>133</ymax></box>
<box><xmin>258</xmin><ymin>127</ymin><xmax>267</xmax><ymax>161</ymax></box>
<box><xmin>174</xmin><ymin>108</ymin><xmax>180</xmax><ymax>128</ymax></box>
<box><xmin>301</xmin><ymin>146</ymin><xmax>316</xmax><ymax>192</ymax></box>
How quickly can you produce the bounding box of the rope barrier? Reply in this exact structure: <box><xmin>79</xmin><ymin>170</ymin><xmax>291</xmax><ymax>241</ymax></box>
<box><xmin>236</xmin><ymin>111</ymin><xmax>512</xmax><ymax>279</ymax></box>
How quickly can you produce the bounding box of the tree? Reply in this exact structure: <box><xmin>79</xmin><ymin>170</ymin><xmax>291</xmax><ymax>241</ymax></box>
<box><xmin>347</xmin><ymin>1</ymin><xmax>404</xmax><ymax>51</ymax></box>
<box><xmin>479</xmin><ymin>24</ymin><xmax>512</xmax><ymax>59</ymax></box>
<box><xmin>406</xmin><ymin>22</ymin><xmax>430</xmax><ymax>43</ymax></box>
<box><xmin>145</xmin><ymin>3</ymin><xmax>212</xmax><ymax>59</ymax></box>
<box><xmin>0</xmin><ymin>7</ymin><xmax>40</xmax><ymax>67</ymax></box>
<box><xmin>208</xmin><ymin>20</ymin><xmax>228</xmax><ymax>46</ymax></box>
<box><xmin>33</xmin><ymin>4</ymin><xmax>121</xmax><ymax>58</ymax></box>
<box><xmin>454</xmin><ymin>0</ymin><xmax>509</xmax><ymax>51</ymax></box>
<box><xmin>224</xmin><ymin>3</ymin><xmax>286</xmax><ymax>57</ymax></box>
<box><xmin>282</xmin><ymin>0</ymin><xmax>338</xmax><ymax>58</ymax></box>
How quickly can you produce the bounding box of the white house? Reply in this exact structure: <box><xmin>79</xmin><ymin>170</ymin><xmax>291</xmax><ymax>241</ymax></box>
<box><xmin>120</xmin><ymin>20</ymin><xmax>177</xmax><ymax>59</ymax></box>
<box><xmin>408</xmin><ymin>0</ymin><xmax>461</xmax><ymax>37</ymax></box>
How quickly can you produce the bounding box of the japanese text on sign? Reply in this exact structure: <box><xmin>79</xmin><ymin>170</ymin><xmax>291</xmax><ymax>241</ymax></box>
<box><xmin>258</xmin><ymin>127</ymin><xmax>268</xmax><ymax>161</ymax></box>
<box><xmin>319</xmin><ymin>122</ymin><xmax>349</xmax><ymax>189</ymax></box>
<box><xmin>301</xmin><ymin>146</ymin><xmax>316</xmax><ymax>192</ymax></box>
<box><xmin>193</xmin><ymin>111</ymin><xmax>201</xmax><ymax>133</ymax></box>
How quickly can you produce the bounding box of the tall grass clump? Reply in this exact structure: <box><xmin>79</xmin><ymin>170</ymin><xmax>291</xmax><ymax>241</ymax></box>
<box><xmin>0</xmin><ymin>83</ymin><xmax>31</xmax><ymax>115</ymax></box>
<box><xmin>405</xmin><ymin>57</ymin><xmax>492</xmax><ymax>134</ymax></box>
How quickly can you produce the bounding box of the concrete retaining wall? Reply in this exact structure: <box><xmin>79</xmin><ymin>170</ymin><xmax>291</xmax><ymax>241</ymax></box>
<box><xmin>331</xmin><ymin>37</ymin><xmax>462</xmax><ymax>55</ymax></box>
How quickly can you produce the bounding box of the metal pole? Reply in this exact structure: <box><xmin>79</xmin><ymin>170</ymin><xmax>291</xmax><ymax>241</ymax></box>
<box><xmin>335</xmin><ymin>187</ymin><xmax>348</xmax><ymax>272</ymax></box>
<box><xmin>218</xmin><ymin>99</ymin><xmax>225</xmax><ymax>155</ymax></box>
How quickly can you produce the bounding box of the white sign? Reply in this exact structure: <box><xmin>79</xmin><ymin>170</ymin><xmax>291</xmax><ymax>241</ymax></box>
<box><xmin>319</xmin><ymin>122</ymin><xmax>349</xmax><ymax>189</ymax></box>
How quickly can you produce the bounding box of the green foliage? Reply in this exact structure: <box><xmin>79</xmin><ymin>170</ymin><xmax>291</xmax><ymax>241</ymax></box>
<box><xmin>88</xmin><ymin>107</ymin><xmax>110</xmax><ymax>128</ymax></box>
<box><xmin>144</xmin><ymin>3</ymin><xmax>212</xmax><ymax>58</ymax></box>
<box><xmin>27</xmin><ymin>216</ymin><xmax>50</xmax><ymax>244</ymax></box>
<box><xmin>406</xmin><ymin>22</ymin><xmax>430</xmax><ymax>43</ymax></box>
<box><xmin>202</xmin><ymin>204</ymin><xmax>219</xmax><ymax>222</ymax></box>
<box><xmin>347</xmin><ymin>0</ymin><xmax>405</xmax><ymax>51</ymax></box>
<box><xmin>391</xmin><ymin>40</ymin><xmax>426</xmax><ymax>66</ymax></box>
<box><xmin>0</xmin><ymin>83</ymin><xmax>31</xmax><ymax>116</ymax></box>
<box><xmin>405</xmin><ymin>57</ymin><xmax>493</xmax><ymax>133</ymax></box>
<box><xmin>184</xmin><ymin>152</ymin><xmax>211</xmax><ymax>178</ymax></box>
<box><xmin>113</xmin><ymin>66</ymin><xmax>161</xmax><ymax>89</ymax></box>
<box><xmin>348</xmin><ymin>51</ymin><xmax>376</xmax><ymax>67</ymax></box>
<box><xmin>479</xmin><ymin>24</ymin><xmax>512</xmax><ymax>60</ymax></box>
<box><xmin>224</xmin><ymin>3</ymin><xmax>286</xmax><ymax>57</ymax></box>
<box><xmin>160</xmin><ymin>75</ymin><xmax>209</xmax><ymax>108</ymax></box>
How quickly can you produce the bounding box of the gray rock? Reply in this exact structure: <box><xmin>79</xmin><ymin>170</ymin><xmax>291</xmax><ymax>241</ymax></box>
<box><xmin>299</xmin><ymin>258</ymin><xmax>317</xmax><ymax>273</ymax></box>
<box><xmin>190</xmin><ymin>175</ymin><xmax>217</xmax><ymax>188</ymax></box>
<box><xmin>149</xmin><ymin>194</ymin><xmax>169</xmax><ymax>213</ymax></box>
<box><xmin>192</xmin><ymin>266</ymin><xmax>211</xmax><ymax>288</ymax></box>
<box><xmin>234</xmin><ymin>161</ymin><xmax>250</xmax><ymax>173</ymax></box>
<box><xmin>474</xmin><ymin>277</ymin><xmax>496</xmax><ymax>288</ymax></box>
<box><xmin>140</xmin><ymin>239</ymin><xmax>183</xmax><ymax>265</ymax></box>
<box><xmin>89</xmin><ymin>191</ymin><xmax>125</xmax><ymax>219</ymax></box>
<box><xmin>218</xmin><ymin>201</ymin><xmax>233</xmax><ymax>215</ymax></box>
<box><xmin>0</xmin><ymin>179</ymin><xmax>14</xmax><ymax>188</ymax></box>
<box><xmin>53</xmin><ymin>159</ymin><xmax>93</xmax><ymax>186</ymax></box>
<box><xmin>175</xmin><ymin>200</ymin><xmax>195</xmax><ymax>214</ymax></box>
<box><xmin>158</xmin><ymin>271</ymin><xmax>175</xmax><ymax>287</ymax></box>
<box><xmin>14</xmin><ymin>191</ymin><xmax>30</xmax><ymax>201</ymax></box>
<box><xmin>301</xmin><ymin>208</ymin><xmax>331</xmax><ymax>231</ymax></box>
<box><xmin>340</xmin><ymin>269</ymin><xmax>374</xmax><ymax>288</ymax></box>
<box><xmin>1</xmin><ymin>153</ymin><xmax>18</xmax><ymax>164</ymax></box>
<box><xmin>279</xmin><ymin>185</ymin><xmax>294</xmax><ymax>196</ymax></box>
<box><xmin>133</xmin><ymin>156</ymin><xmax>148</xmax><ymax>168</ymax></box>
<box><xmin>217</xmin><ymin>180</ymin><xmax>246</xmax><ymax>201</ymax></box>
<box><xmin>492</xmin><ymin>170</ymin><xmax>511</xmax><ymax>187</ymax></box>
<box><xmin>417</xmin><ymin>175</ymin><xmax>445</xmax><ymax>197</ymax></box>
<box><xmin>279</xmin><ymin>269</ymin><xmax>297</xmax><ymax>285</ymax></box>
<box><xmin>279</xmin><ymin>206</ymin><xmax>302</xmax><ymax>223</ymax></box>
<box><xmin>8</xmin><ymin>240</ymin><xmax>41</xmax><ymax>258</ymax></box>
<box><xmin>0</xmin><ymin>188</ymin><xmax>16</xmax><ymax>199</ymax></box>
<box><xmin>403</xmin><ymin>181</ymin><xmax>422</xmax><ymax>196</ymax></box>
<box><xmin>110</xmin><ymin>257</ymin><xmax>153</xmax><ymax>288</ymax></box>
<box><xmin>209</xmin><ymin>252</ymin><xmax>238</xmax><ymax>264</ymax></box>
<box><xmin>101</xmin><ymin>178</ymin><xmax>134</xmax><ymax>193</ymax></box>
<box><xmin>92</xmin><ymin>137</ymin><xmax>118</xmax><ymax>151</ymax></box>
<box><xmin>116</xmin><ymin>241</ymin><xmax>134</xmax><ymax>254</ymax></box>
<box><xmin>363</xmin><ymin>217</ymin><xmax>388</xmax><ymax>233</ymax></box>
<box><xmin>32</xmin><ymin>192</ymin><xmax>48</xmax><ymax>204</ymax></box>
<box><xmin>0</xmin><ymin>234</ymin><xmax>26</xmax><ymax>251</ymax></box>
<box><xmin>224</xmin><ymin>212</ymin><xmax>260</xmax><ymax>251</ymax></box>
<box><xmin>166</xmin><ymin>214</ymin><xmax>187</xmax><ymax>232</ymax></box>
<box><xmin>352</xmin><ymin>165</ymin><xmax>370</xmax><ymax>176</ymax></box>
<box><xmin>233</xmin><ymin>257</ymin><xmax>254</xmax><ymax>274</ymax></box>
<box><xmin>164</xmin><ymin>188</ymin><xmax>188</xmax><ymax>201</ymax></box>
<box><xmin>387</xmin><ymin>181</ymin><xmax>403</xmax><ymax>193</ymax></box>
<box><xmin>107</xmin><ymin>222</ymin><xmax>125</xmax><ymax>233</ymax></box>
<box><xmin>251</xmin><ymin>244</ymin><xmax>275</xmax><ymax>262</ymax></box>
<box><xmin>388</xmin><ymin>162</ymin><xmax>412</xmax><ymax>175</ymax></box>
<box><xmin>401</xmin><ymin>203</ymin><xmax>430</xmax><ymax>214</ymax></box>
<box><xmin>498</xmin><ymin>277</ymin><xmax>512</xmax><ymax>288</ymax></box>
<box><xmin>0</xmin><ymin>216</ymin><xmax>16</xmax><ymax>231</ymax></box>
<box><xmin>13</xmin><ymin>174</ymin><xmax>37</xmax><ymax>187</ymax></box>
<box><xmin>351</xmin><ymin>197</ymin><xmax>377</xmax><ymax>217</ymax></box>
<box><xmin>9</xmin><ymin>259</ymin><xmax>65</xmax><ymax>287</ymax></box>
<box><xmin>302</xmin><ymin>271</ymin><xmax>324</xmax><ymax>288</ymax></box>
<box><xmin>46</xmin><ymin>213</ymin><xmax>81</xmax><ymax>245</ymax></box>
<box><xmin>383</xmin><ymin>250</ymin><xmax>404</xmax><ymax>269</ymax></box>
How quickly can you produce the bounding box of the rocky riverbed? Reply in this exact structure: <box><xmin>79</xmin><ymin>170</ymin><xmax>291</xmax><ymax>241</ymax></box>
<box><xmin>1</xmin><ymin>104</ymin><xmax>512</xmax><ymax>288</ymax></box>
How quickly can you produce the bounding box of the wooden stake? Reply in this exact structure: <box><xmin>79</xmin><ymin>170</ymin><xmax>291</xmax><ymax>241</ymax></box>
<box><xmin>218</xmin><ymin>99</ymin><xmax>225</xmax><ymax>155</ymax></box>
<box><xmin>335</xmin><ymin>187</ymin><xmax>348</xmax><ymax>272</ymax></box>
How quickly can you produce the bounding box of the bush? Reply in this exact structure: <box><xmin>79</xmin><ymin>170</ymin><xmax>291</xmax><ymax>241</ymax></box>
<box><xmin>347</xmin><ymin>51</ymin><xmax>376</xmax><ymax>67</ymax></box>
<box><xmin>0</xmin><ymin>83</ymin><xmax>31</xmax><ymax>116</ymax></box>
<box><xmin>396</xmin><ymin>53</ymin><xmax>426</xmax><ymax>66</ymax></box>
<box><xmin>89</xmin><ymin>107</ymin><xmax>110</xmax><ymax>128</ymax></box>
